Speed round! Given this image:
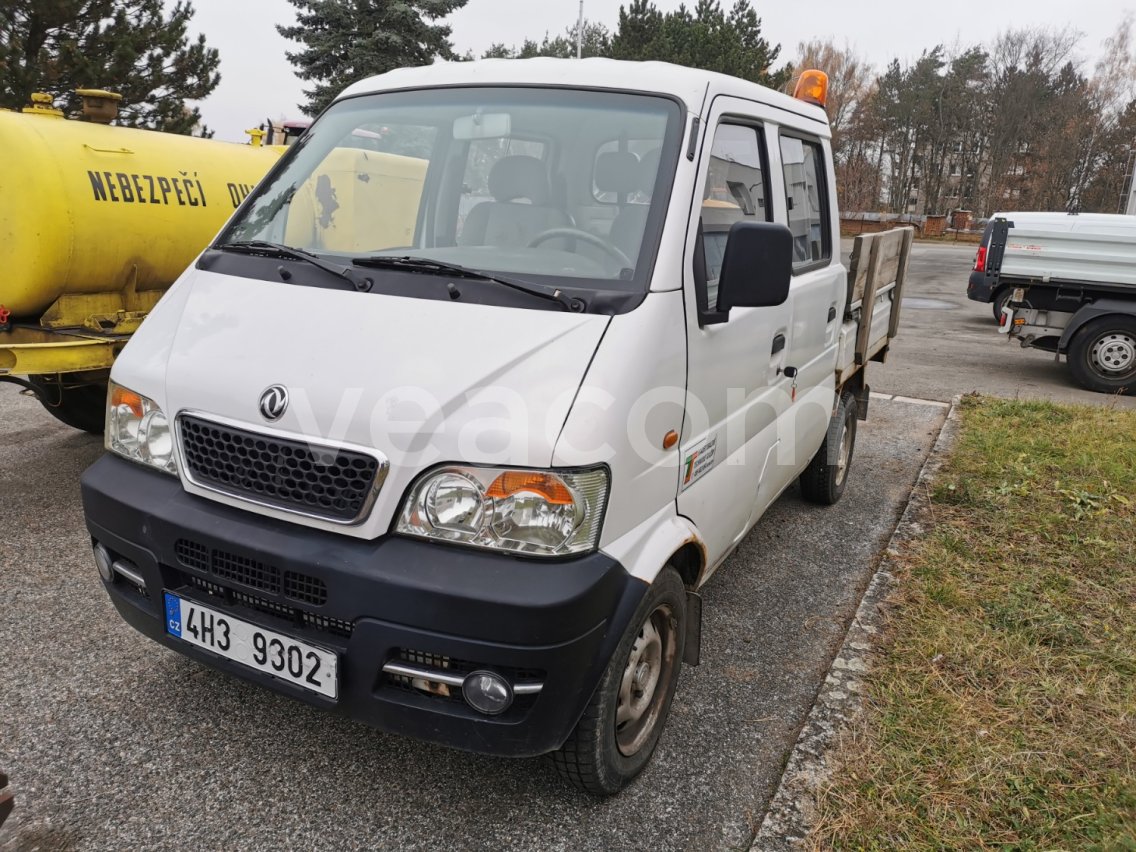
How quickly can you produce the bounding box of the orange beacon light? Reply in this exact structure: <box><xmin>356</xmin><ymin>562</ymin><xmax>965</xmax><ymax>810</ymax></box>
<box><xmin>793</xmin><ymin>69</ymin><xmax>829</xmax><ymax>108</ymax></box>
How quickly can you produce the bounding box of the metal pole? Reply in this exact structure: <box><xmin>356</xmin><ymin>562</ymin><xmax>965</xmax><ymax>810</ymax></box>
<box><xmin>1126</xmin><ymin>150</ymin><xmax>1136</xmax><ymax>216</ymax></box>
<box><xmin>576</xmin><ymin>0</ymin><xmax>584</xmax><ymax>59</ymax></box>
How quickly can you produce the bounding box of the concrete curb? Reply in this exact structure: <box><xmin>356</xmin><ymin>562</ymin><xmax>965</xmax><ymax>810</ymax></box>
<box><xmin>751</xmin><ymin>396</ymin><xmax>965</xmax><ymax>851</ymax></box>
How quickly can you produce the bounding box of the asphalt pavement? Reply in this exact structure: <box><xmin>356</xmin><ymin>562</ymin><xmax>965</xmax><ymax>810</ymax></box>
<box><xmin>0</xmin><ymin>377</ymin><xmax>944</xmax><ymax>850</ymax></box>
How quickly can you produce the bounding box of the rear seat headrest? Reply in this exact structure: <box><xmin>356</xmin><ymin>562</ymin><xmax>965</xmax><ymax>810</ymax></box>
<box><xmin>595</xmin><ymin>151</ymin><xmax>641</xmax><ymax>195</ymax></box>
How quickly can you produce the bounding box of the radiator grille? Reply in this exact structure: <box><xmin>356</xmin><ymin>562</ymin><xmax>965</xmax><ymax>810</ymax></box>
<box><xmin>175</xmin><ymin>539</ymin><xmax>327</xmax><ymax>606</ymax></box>
<box><xmin>180</xmin><ymin>573</ymin><xmax>353</xmax><ymax>638</ymax></box>
<box><xmin>179</xmin><ymin>414</ymin><xmax>382</xmax><ymax>522</ymax></box>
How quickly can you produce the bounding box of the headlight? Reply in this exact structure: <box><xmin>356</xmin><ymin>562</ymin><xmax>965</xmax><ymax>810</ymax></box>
<box><xmin>106</xmin><ymin>381</ymin><xmax>177</xmax><ymax>476</ymax></box>
<box><xmin>396</xmin><ymin>466</ymin><xmax>608</xmax><ymax>556</ymax></box>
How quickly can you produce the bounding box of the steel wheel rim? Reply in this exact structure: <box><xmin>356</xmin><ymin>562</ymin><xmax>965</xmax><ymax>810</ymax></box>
<box><xmin>834</xmin><ymin>418</ymin><xmax>851</xmax><ymax>487</ymax></box>
<box><xmin>1090</xmin><ymin>332</ymin><xmax>1136</xmax><ymax>376</ymax></box>
<box><xmin>615</xmin><ymin>603</ymin><xmax>677</xmax><ymax>757</ymax></box>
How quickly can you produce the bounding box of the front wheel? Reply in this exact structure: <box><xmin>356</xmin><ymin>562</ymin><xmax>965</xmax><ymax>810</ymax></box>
<box><xmin>799</xmin><ymin>391</ymin><xmax>858</xmax><ymax>505</ymax></box>
<box><xmin>551</xmin><ymin>567</ymin><xmax>686</xmax><ymax>795</ymax></box>
<box><xmin>1067</xmin><ymin>316</ymin><xmax>1136</xmax><ymax>395</ymax></box>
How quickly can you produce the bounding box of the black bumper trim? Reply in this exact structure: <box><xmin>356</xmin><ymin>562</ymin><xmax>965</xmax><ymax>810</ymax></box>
<box><xmin>81</xmin><ymin>454</ymin><xmax>644</xmax><ymax>757</ymax></box>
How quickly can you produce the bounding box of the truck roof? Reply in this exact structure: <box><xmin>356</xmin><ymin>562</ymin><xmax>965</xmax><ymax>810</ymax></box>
<box><xmin>337</xmin><ymin>58</ymin><xmax>829</xmax><ymax>130</ymax></box>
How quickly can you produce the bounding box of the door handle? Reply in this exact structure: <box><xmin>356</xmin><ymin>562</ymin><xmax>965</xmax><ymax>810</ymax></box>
<box><xmin>827</xmin><ymin>306</ymin><xmax>837</xmax><ymax>322</ymax></box>
<box><xmin>771</xmin><ymin>333</ymin><xmax>786</xmax><ymax>355</ymax></box>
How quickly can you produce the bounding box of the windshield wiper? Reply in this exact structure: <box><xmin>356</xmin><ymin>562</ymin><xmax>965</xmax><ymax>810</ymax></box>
<box><xmin>352</xmin><ymin>255</ymin><xmax>583</xmax><ymax>312</ymax></box>
<box><xmin>218</xmin><ymin>241</ymin><xmax>375</xmax><ymax>292</ymax></box>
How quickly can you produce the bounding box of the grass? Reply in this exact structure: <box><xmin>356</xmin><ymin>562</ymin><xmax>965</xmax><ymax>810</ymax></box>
<box><xmin>810</xmin><ymin>396</ymin><xmax>1136</xmax><ymax>850</ymax></box>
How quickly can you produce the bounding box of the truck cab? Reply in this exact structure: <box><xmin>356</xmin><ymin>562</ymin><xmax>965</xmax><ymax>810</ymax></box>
<box><xmin>80</xmin><ymin>59</ymin><xmax>907</xmax><ymax>794</ymax></box>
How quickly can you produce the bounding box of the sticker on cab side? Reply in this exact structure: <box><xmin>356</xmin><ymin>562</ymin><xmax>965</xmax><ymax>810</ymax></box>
<box><xmin>680</xmin><ymin>436</ymin><xmax>717</xmax><ymax>492</ymax></box>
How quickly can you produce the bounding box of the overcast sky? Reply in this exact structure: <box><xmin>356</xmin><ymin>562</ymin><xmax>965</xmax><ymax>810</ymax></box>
<box><xmin>183</xmin><ymin>0</ymin><xmax>1134</xmax><ymax>141</ymax></box>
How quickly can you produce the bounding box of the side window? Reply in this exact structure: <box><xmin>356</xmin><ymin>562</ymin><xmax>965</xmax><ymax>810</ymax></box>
<box><xmin>778</xmin><ymin>136</ymin><xmax>831</xmax><ymax>270</ymax></box>
<box><xmin>698</xmin><ymin>122</ymin><xmax>769</xmax><ymax>310</ymax></box>
<box><xmin>457</xmin><ymin>138</ymin><xmax>547</xmax><ymax>239</ymax></box>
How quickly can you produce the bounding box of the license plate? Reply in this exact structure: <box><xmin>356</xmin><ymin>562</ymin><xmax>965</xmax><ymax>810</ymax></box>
<box><xmin>163</xmin><ymin>592</ymin><xmax>338</xmax><ymax>699</ymax></box>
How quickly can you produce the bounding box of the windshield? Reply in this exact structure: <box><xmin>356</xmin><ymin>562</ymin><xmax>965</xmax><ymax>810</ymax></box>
<box><xmin>218</xmin><ymin>87</ymin><xmax>682</xmax><ymax>294</ymax></box>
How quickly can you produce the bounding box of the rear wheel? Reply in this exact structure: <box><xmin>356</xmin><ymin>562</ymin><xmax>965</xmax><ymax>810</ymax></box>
<box><xmin>800</xmin><ymin>391</ymin><xmax>858</xmax><ymax>505</ymax></box>
<box><xmin>551</xmin><ymin>567</ymin><xmax>685</xmax><ymax>796</ymax></box>
<box><xmin>28</xmin><ymin>376</ymin><xmax>107</xmax><ymax>434</ymax></box>
<box><xmin>1068</xmin><ymin>316</ymin><xmax>1136</xmax><ymax>395</ymax></box>
<box><xmin>992</xmin><ymin>287</ymin><xmax>1013</xmax><ymax>321</ymax></box>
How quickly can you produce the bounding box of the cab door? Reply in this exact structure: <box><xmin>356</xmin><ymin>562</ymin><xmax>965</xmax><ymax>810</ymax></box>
<box><xmin>675</xmin><ymin>97</ymin><xmax>796</xmax><ymax>570</ymax></box>
<box><xmin>775</xmin><ymin>131</ymin><xmax>843</xmax><ymax>470</ymax></box>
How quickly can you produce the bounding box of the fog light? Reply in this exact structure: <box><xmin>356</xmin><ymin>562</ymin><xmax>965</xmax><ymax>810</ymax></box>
<box><xmin>462</xmin><ymin>670</ymin><xmax>513</xmax><ymax>716</ymax></box>
<box><xmin>93</xmin><ymin>542</ymin><xmax>114</xmax><ymax>582</ymax></box>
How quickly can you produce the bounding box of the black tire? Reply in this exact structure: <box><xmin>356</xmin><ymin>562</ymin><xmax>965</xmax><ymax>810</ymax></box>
<box><xmin>551</xmin><ymin>567</ymin><xmax>686</xmax><ymax>796</ymax></box>
<box><xmin>28</xmin><ymin>376</ymin><xmax>107</xmax><ymax>434</ymax></box>
<box><xmin>799</xmin><ymin>391</ymin><xmax>858</xmax><ymax>506</ymax></box>
<box><xmin>992</xmin><ymin>287</ymin><xmax>1013</xmax><ymax>322</ymax></box>
<box><xmin>1067</xmin><ymin>316</ymin><xmax>1136</xmax><ymax>395</ymax></box>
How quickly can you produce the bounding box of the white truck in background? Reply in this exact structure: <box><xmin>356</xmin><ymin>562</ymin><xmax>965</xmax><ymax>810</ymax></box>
<box><xmin>80</xmin><ymin>59</ymin><xmax>911</xmax><ymax>795</ymax></box>
<box><xmin>969</xmin><ymin>212</ymin><xmax>1136</xmax><ymax>394</ymax></box>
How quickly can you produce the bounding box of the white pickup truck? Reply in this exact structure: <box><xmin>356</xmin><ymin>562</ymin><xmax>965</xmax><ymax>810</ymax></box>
<box><xmin>80</xmin><ymin>59</ymin><xmax>909</xmax><ymax>794</ymax></box>
<box><xmin>968</xmin><ymin>212</ymin><xmax>1136</xmax><ymax>393</ymax></box>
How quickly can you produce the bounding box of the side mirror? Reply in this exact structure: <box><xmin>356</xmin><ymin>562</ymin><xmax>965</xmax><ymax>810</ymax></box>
<box><xmin>711</xmin><ymin>221</ymin><xmax>793</xmax><ymax>320</ymax></box>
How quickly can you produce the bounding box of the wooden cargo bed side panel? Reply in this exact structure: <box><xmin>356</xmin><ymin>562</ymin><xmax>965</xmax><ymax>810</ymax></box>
<box><xmin>848</xmin><ymin>227</ymin><xmax>913</xmax><ymax>368</ymax></box>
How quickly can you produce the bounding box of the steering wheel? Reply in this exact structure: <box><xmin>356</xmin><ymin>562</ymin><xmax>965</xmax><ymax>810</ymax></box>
<box><xmin>527</xmin><ymin>228</ymin><xmax>634</xmax><ymax>271</ymax></box>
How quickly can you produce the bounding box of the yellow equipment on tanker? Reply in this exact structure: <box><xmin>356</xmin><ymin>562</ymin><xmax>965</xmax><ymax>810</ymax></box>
<box><xmin>0</xmin><ymin>91</ymin><xmax>282</xmax><ymax>431</ymax></box>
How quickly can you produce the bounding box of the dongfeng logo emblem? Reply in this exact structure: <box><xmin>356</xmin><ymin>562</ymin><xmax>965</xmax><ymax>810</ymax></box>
<box><xmin>259</xmin><ymin>385</ymin><xmax>289</xmax><ymax>421</ymax></box>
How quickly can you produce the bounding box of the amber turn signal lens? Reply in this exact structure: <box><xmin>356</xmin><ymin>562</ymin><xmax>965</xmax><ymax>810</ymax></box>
<box><xmin>486</xmin><ymin>471</ymin><xmax>575</xmax><ymax>505</ymax></box>
<box><xmin>793</xmin><ymin>69</ymin><xmax>829</xmax><ymax>108</ymax></box>
<box><xmin>663</xmin><ymin>430</ymin><xmax>679</xmax><ymax>450</ymax></box>
<box><xmin>111</xmin><ymin>385</ymin><xmax>144</xmax><ymax>418</ymax></box>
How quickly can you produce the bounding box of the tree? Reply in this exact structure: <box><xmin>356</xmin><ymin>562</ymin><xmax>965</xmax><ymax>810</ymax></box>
<box><xmin>610</xmin><ymin>0</ymin><xmax>789</xmax><ymax>88</ymax></box>
<box><xmin>789</xmin><ymin>41</ymin><xmax>870</xmax><ymax>155</ymax></box>
<box><xmin>0</xmin><ymin>0</ymin><xmax>220</xmax><ymax>134</ymax></box>
<box><xmin>483</xmin><ymin>21</ymin><xmax>612</xmax><ymax>60</ymax></box>
<box><xmin>279</xmin><ymin>0</ymin><xmax>469</xmax><ymax>117</ymax></box>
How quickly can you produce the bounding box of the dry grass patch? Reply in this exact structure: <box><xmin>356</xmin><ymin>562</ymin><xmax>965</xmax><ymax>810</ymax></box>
<box><xmin>811</xmin><ymin>395</ymin><xmax>1136</xmax><ymax>850</ymax></box>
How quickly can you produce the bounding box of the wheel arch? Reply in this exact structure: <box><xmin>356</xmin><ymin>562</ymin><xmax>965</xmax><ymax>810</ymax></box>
<box><xmin>603</xmin><ymin>507</ymin><xmax>707</xmax><ymax>588</ymax></box>
<box><xmin>1058</xmin><ymin>300</ymin><xmax>1136</xmax><ymax>351</ymax></box>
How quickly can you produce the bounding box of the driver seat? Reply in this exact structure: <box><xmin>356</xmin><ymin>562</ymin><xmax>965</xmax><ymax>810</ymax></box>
<box><xmin>458</xmin><ymin>155</ymin><xmax>571</xmax><ymax>248</ymax></box>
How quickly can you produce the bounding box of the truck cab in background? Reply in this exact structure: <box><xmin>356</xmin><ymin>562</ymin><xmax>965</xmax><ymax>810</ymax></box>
<box><xmin>79</xmin><ymin>59</ymin><xmax>909</xmax><ymax>795</ymax></box>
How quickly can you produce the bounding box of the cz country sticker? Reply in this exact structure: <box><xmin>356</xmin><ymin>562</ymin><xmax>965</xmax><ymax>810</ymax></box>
<box><xmin>680</xmin><ymin>436</ymin><xmax>717</xmax><ymax>492</ymax></box>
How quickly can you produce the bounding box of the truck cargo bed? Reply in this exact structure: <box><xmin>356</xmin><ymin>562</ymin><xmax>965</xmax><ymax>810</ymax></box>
<box><xmin>837</xmin><ymin>227</ymin><xmax>913</xmax><ymax>386</ymax></box>
<box><xmin>995</xmin><ymin>213</ymin><xmax>1136</xmax><ymax>288</ymax></box>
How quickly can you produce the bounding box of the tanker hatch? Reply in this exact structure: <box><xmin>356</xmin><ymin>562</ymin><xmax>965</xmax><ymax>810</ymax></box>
<box><xmin>22</xmin><ymin>93</ymin><xmax>64</xmax><ymax>119</ymax></box>
<box><xmin>75</xmin><ymin>89</ymin><xmax>122</xmax><ymax>124</ymax></box>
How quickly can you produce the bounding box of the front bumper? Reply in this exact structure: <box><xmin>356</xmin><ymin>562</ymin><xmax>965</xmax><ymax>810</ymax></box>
<box><xmin>81</xmin><ymin>454</ymin><xmax>644</xmax><ymax>757</ymax></box>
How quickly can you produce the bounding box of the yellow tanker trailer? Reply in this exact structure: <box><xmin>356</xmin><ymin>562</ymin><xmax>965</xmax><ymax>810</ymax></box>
<box><xmin>0</xmin><ymin>92</ymin><xmax>281</xmax><ymax>431</ymax></box>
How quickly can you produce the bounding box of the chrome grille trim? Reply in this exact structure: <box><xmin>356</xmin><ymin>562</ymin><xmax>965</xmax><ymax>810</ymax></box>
<box><xmin>382</xmin><ymin>661</ymin><xmax>544</xmax><ymax>695</ymax></box>
<box><xmin>175</xmin><ymin>410</ymin><xmax>389</xmax><ymax>525</ymax></box>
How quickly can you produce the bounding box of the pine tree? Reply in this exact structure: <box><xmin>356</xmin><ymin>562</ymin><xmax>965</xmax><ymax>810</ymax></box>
<box><xmin>610</xmin><ymin>0</ymin><xmax>788</xmax><ymax>87</ymax></box>
<box><xmin>278</xmin><ymin>0</ymin><xmax>469</xmax><ymax>117</ymax></box>
<box><xmin>0</xmin><ymin>1</ymin><xmax>220</xmax><ymax>134</ymax></box>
